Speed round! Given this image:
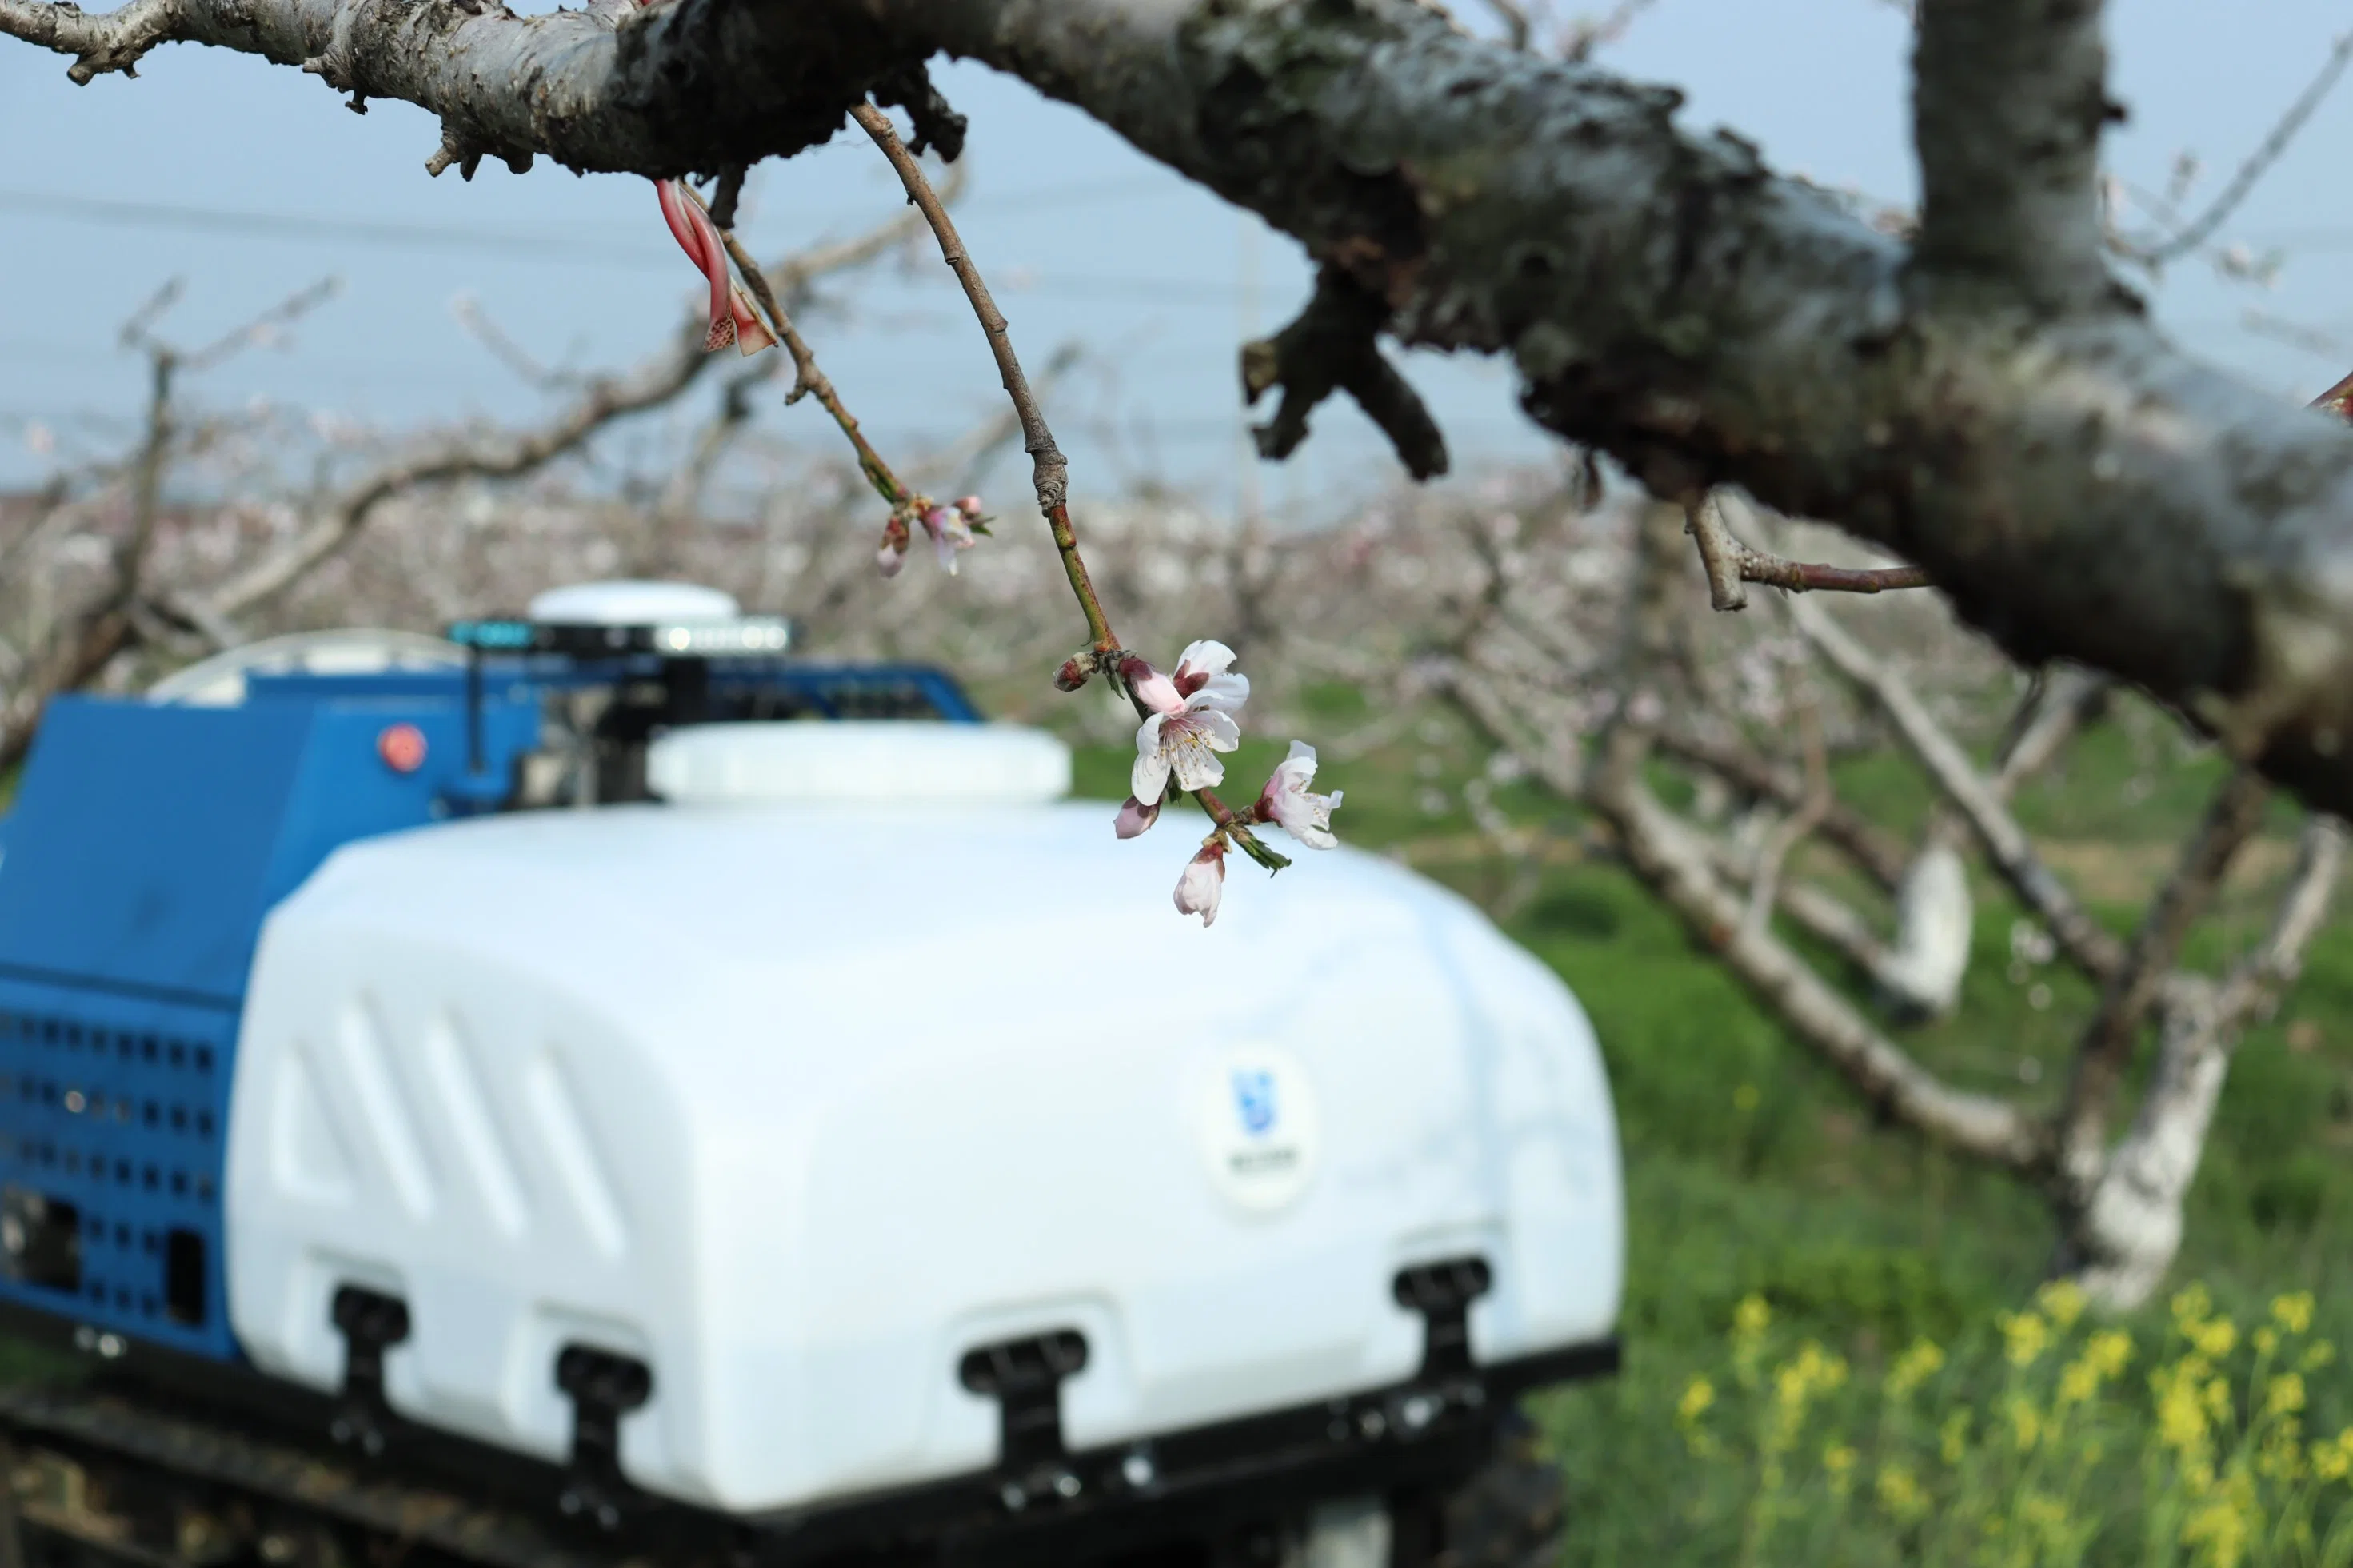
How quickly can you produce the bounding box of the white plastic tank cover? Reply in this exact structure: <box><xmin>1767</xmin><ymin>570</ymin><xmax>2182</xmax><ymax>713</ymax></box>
<box><xmin>647</xmin><ymin>722</ymin><xmax>1072</xmax><ymax>807</ymax></box>
<box><xmin>224</xmin><ymin>725</ymin><xmax>1624</xmax><ymax>1516</ymax></box>
<box><xmin>528</xmin><ymin>581</ymin><xmax>741</xmax><ymax>625</ymax></box>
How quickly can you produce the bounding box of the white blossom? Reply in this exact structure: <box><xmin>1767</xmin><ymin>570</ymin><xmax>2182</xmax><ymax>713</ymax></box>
<box><xmin>1253</xmin><ymin>741</ymin><xmax>1343</xmax><ymax>849</ymax></box>
<box><xmin>1174</xmin><ymin>840</ymin><xmax>1227</xmax><ymax>926</ymax></box>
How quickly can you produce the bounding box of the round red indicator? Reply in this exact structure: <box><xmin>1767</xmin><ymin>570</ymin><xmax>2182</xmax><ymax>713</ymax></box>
<box><xmin>377</xmin><ymin>723</ymin><xmax>429</xmax><ymax>774</ymax></box>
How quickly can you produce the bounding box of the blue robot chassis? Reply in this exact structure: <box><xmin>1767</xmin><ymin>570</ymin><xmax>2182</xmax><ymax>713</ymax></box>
<box><xmin>0</xmin><ymin>616</ymin><xmax>1616</xmax><ymax>1568</ymax></box>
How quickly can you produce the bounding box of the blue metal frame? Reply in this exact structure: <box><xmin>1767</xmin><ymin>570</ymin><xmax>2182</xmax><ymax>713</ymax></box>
<box><xmin>0</xmin><ymin>688</ymin><xmax>540</xmax><ymax>1358</ymax></box>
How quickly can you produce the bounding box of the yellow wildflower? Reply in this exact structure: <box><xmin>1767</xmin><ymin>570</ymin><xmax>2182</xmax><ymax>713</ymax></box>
<box><xmin>1887</xmin><ymin>1338</ymin><xmax>1945</xmax><ymax>1398</ymax></box>
<box><xmin>2313</xmin><ymin>1430</ymin><xmax>2353</xmax><ymax>1482</ymax></box>
<box><xmin>1876</xmin><ymin>1462</ymin><xmax>1929</xmax><ymax>1524</ymax></box>
<box><xmin>2267</xmin><ymin>1372</ymin><xmax>2307</xmax><ymax>1419</ymax></box>
<box><xmin>2022</xmin><ymin>1491</ymin><xmax>2070</xmax><ymax>1546</ymax></box>
<box><xmin>2204</xmin><ymin>1374</ymin><xmax>2233</xmax><ymax>1421</ymax></box>
<box><xmin>2304</xmin><ymin>1340</ymin><xmax>2337</xmax><ymax>1372</ymax></box>
<box><xmin>1940</xmin><ymin>1410</ymin><xmax>1972</xmax><ymax>1466</ymax></box>
<box><xmin>2183</xmin><ymin>1496</ymin><xmax>2253</xmax><ymax>1568</ymax></box>
<box><xmin>2272</xmin><ymin>1291</ymin><xmax>2316</xmax><ymax>1336</ymax></box>
<box><xmin>1734</xmin><ymin>1295</ymin><xmax>1771</xmax><ymax>1339</ymax></box>
<box><xmin>2155</xmin><ymin>1362</ymin><xmax>2212</xmax><ymax>1454</ymax></box>
<box><xmin>2194</xmin><ymin>1316</ymin><xmax>2239</xmax><ymax>1360</ymax></box>
<box><xmin>2255</xmin><ymin>1326</ymin><xmax>2279</xmax><ymax>1358</ymax></box>
<box><xmin>2035</xmin><ymin>1279</ymin><xmax>2087</xmax><ymax>1331</ymax></box>
<box><xmin>1999</xmin><ymin>1310</ymin><xmax>2051</xmax><ymax>1369</ymax></box>
<box><xmin>2174</xmin><ymin>1283</ymin><xmax>2215</xmax><ymax>1331</ymax></box>
<box><xmin>1824</xmin><ymin>1442</ymin><xmax>1856</xmax><ymax>1497</ymax></box>
<box><xmin>2007</xmin><ymin>1394</ymin><xmax>2043</xmax><ymax>1454</ymax></box>
<box><xmin>2085</xmin><ymin>1329</ymin><xmax>2132</xmax><ymax>1378</ymax></box>
<box><xmin>2058</xmin><ymin>1356</ymin><xmax>2100</xmax><ymax>1408</ymax></box>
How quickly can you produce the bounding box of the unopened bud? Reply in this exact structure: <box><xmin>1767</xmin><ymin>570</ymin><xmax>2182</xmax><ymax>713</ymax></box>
<box><xmin>1054</xmin><ymin>656</ymin><xmax>1091</xmax><ymax>692</ymax></box>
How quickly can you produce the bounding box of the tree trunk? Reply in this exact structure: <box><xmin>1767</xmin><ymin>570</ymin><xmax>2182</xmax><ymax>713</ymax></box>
<box><xmin>2051</xmin><ymin>981</ymin><xmax>2228</xmax><ymax>1310</ymax></box>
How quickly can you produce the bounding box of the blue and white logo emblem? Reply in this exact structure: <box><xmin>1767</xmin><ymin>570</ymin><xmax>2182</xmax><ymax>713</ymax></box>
<box><xmin>1232</xmin><ymin>1069</ymin><xmax>1278</xmax><ymax>1136</ymax></box>
<box><xmin>1196</xmin><ymin>1047</ymin><xmax>1321</xmax><ymax>1213</ymax></box>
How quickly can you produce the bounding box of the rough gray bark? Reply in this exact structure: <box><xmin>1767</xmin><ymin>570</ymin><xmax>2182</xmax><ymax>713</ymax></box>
<box><xmin>15</xmin><ymin>0</ymin><xmax>2353</xmax><ymax>819</ymax></box>
<box><xmin>1912</xmin><ymin>0</ymin><xmax>2114</xmax><ymax>309</ymax></box>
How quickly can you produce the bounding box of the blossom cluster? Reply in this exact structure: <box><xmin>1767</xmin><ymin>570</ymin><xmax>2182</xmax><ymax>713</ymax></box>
<box><xmin>877</xmin><ymin>496</ymin><xmax>988</xmax><ymax>578</ymax></box>
<box><xmin>1111</xmin><ymin>640</ymin><xmax>1342</xmax><ymax>925</ymax></box>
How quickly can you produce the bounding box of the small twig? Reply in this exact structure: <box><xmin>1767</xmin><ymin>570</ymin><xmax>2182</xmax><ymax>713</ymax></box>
<box><xmin>1740</xmin><ymin>695</ymin><xmax>1831</xmax><ymax>939</ymax></box>
<box><xmin>1560</xmin><ymin>0</ymin><xmax>1656</xmax><ymax>59</ymax></box>
<box><xmin>853</xmin><ymin>99</ymin><xmax>1286</xmax><ymax>872</ymax></box>
<box><xmin>1654</xmin><ymin>724</ymin><xmax>1912</xmax><ymax>890</ymax></box>
<box><xmin>2214</xmin><ymin>816</ymin><xmax>2347</xmax><ymax>1024</ymax></box>
<box><xmin>1685</xmin><ymin>490</ymin><xmax>1929</xmax><ymax>610</ymax></box>
<box><xmin>452</xmin><ymin>293</ymin><xmax>578</xmax><ymax>391</ymax></box>
<box><xmin>182</xmin><ymin>276</ymin><xmax>341</xmax><ymax>372</ymax></box>
<box><xmin>682</xmin><ymin>183</ymin><xmax>912</xmax><ymax>509</ymax></box>
<box><xmin>2127</xmin><ymin>31</ymin><xmax>2353</xmax><ymax>267</ymax></box>
<box><xmin>853</xmin><ymin>102</ymin><xmax>1114</xmax><ymax>651</ymax></box>
<box><xmin>1476</xmin><ymin>0</ymin><xmax>1532</xmax><ymax>50</ymax></box>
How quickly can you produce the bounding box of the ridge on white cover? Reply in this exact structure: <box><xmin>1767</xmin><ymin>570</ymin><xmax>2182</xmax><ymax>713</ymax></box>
<box><xmin>646</xmin><ymin>721</ymin><xmax>1073</xmax><ymax>806</ymax></box>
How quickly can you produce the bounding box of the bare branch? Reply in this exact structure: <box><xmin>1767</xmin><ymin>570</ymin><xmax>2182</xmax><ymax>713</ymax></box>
<box><xmin>2215</xmin><ymin>814</ymin><xmax>2348</xmax><ymax>1026</ymax></box>
<box><xmin>1653</xmin><ymin>725</ymin><xmax>1912</xmax><ymax>890</ymax></box>
<box><xmin>182</xmin><ymin>276</ymin><xmax>341</xmax><ymax>372</ymax></box>
<box><xmin>852</xmin><ymin>98</ymin><xmax>1287</xmax><ymax>873</ymax></box>
<box><xmin>2056</xmin><ymin>768</ymin><xmax>2271</xmax><ymax>1185</ymax></box>
<box><xmin>1592</xmin><ymin>724</ymin><xmax>2042</xmax><ymax>1169</ymax></box>
<box><xmin>1993</xmin><ymin>664</ymin><xmax>2111</xmax><ymax>796</ymax></box>
<box><xmin>453</xmin><ymin>293</ymin><xmax>578</xmax><ymax>391</ymax></box>
<box><xmin>1684</xmin><ymin>492</ymin><xmax>1929</xmax><ymax>611</ymax></box>
<box><xmin>852</xmin><ymin>103</ymin><xmax>1110</xmax><ymax>646</ymax></box>
<box><xmin>2125</xmin><ymin>31</ymin><xmax>2353</xmax><ymax>267</ymax></box>
<box><xmin>1790</xmin><ymin>592</ymin><xmax>2127</xmax><ymax>980</ymax></box>
<box><xmin>1740</xmin><ymin>694</ymin><xmax>1829</xmax><ymax>940</ymax></box>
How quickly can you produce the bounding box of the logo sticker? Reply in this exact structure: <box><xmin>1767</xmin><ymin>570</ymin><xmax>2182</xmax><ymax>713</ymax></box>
<box><xmin>1195</xmin><ymin>1047</ymin><xmax>1321</xmax><ymax>1213</ymax></box>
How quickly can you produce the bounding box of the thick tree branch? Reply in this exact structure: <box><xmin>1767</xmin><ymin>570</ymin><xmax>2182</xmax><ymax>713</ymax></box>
<box><xmin>18</xmin><ymin>0</ymin><xmax>2353</xmax><ymax>819</ymax></box>
<box><xmin>1911</xmin><ymin>0</ymin><xmax>2114</xmax><ymax>308</ymax></box>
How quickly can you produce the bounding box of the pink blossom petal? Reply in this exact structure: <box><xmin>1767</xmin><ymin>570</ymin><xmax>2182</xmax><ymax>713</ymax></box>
<box><xmin>1121</xmin><ymin>656</ymin><xmax>1184</xmax><ymax>717</ymax></box>
<box><xmin>1114</xmin><ymin>795</ymin><xmax>1160</xmax><ymax>839</ymax></box>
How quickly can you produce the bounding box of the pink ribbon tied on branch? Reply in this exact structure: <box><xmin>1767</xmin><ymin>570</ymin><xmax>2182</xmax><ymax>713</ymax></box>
<box><xmin>653</xmin><ymin>178</ymin><xmax>777</xmax><ymax>357</ymax></box>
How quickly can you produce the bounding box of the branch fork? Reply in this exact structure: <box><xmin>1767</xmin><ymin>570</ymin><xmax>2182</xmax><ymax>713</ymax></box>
<box><xmin>1240</xmin><ymin>265</ymin><xmax>1448</xmax><ymax>482</ymax></box>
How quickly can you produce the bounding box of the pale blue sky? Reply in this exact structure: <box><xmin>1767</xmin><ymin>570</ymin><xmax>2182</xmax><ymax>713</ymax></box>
<box><xmin>2</xmin><ymin>0</ymin><xmax>2350</xmax><ymax>517</ymax></box>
